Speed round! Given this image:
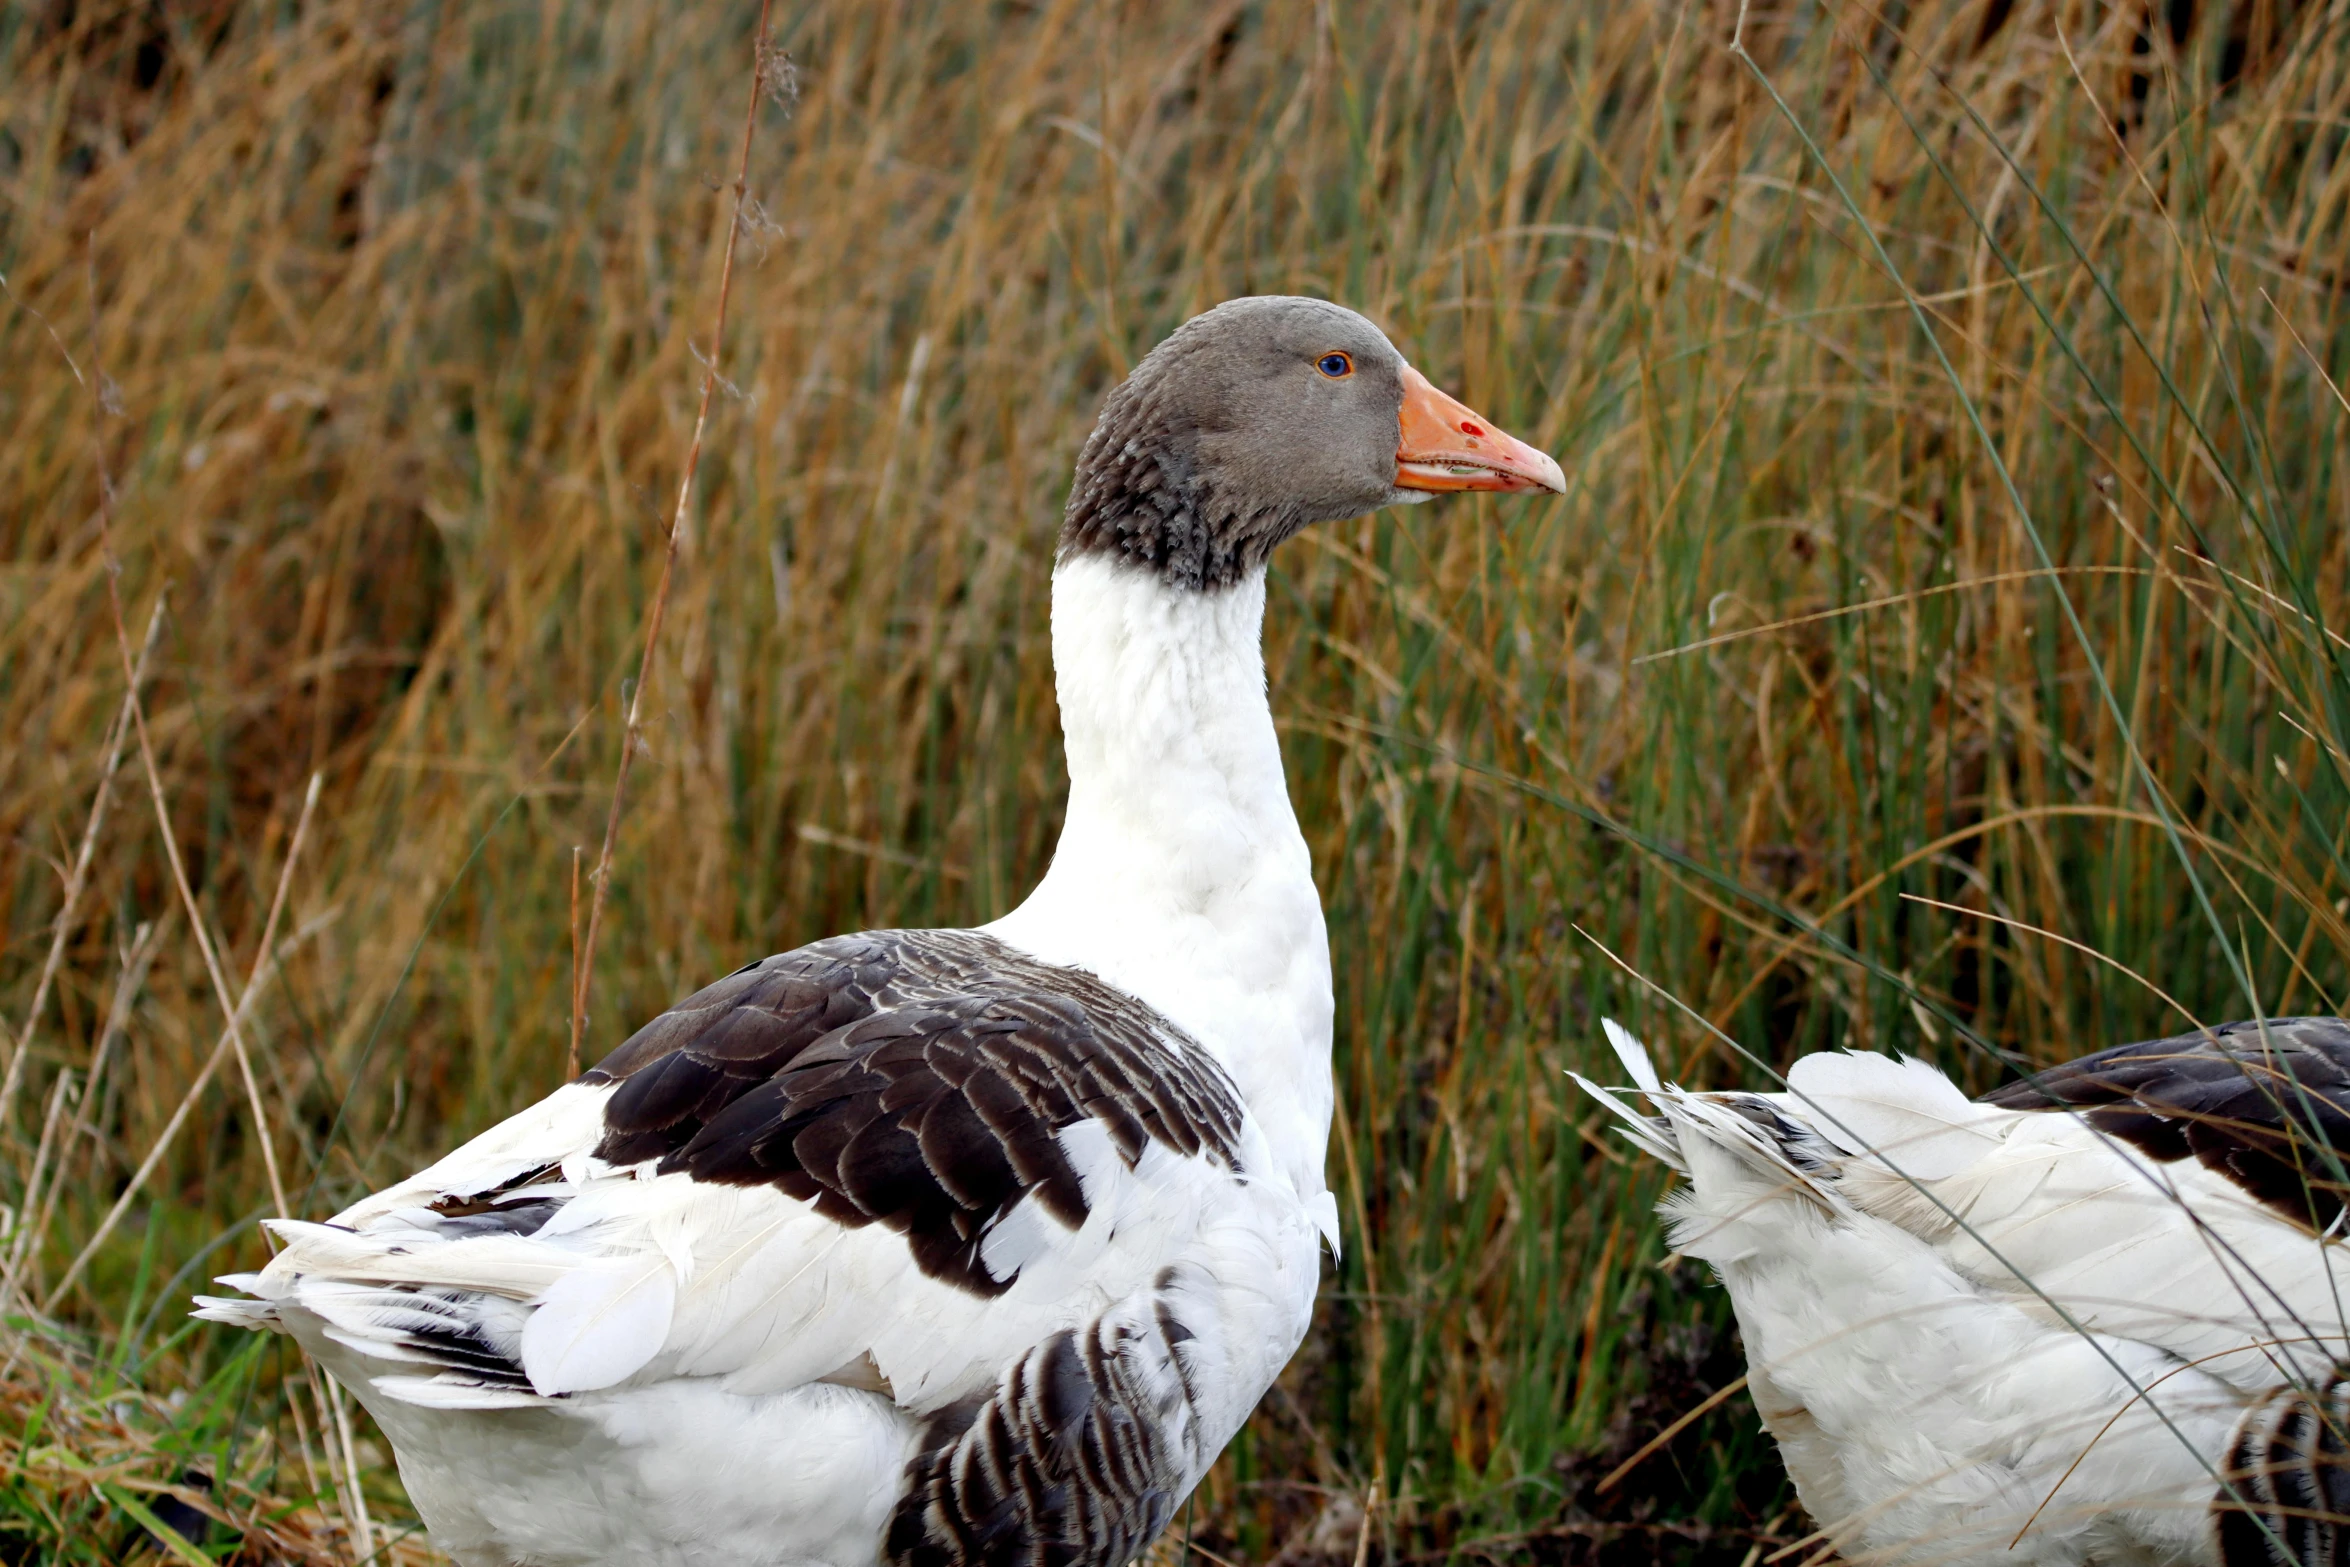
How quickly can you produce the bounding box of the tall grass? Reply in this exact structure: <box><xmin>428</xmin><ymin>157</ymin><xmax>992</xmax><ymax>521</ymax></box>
<box><xmin>2</xmin><ymin>0</ymin><xmax>2346</xmax><ymax>1559</ymax></box>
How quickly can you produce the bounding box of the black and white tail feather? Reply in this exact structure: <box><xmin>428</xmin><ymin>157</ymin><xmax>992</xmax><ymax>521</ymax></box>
<box><xmin>195</xmin><ymin>1188</ymin><xmax>566</xmax><ymax>1408</ymax></box>
<box><xmin>1578</xmin><ymin>1017</ymin><xmax>2350</xmax><ymax>1567</ymax></box>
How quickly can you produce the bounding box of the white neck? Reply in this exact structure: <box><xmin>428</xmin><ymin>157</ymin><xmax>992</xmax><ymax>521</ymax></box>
<box><xmin>987</xmin><ymin>553</ymin><xmax>1334</xmax><ymax>1183</ymax></box>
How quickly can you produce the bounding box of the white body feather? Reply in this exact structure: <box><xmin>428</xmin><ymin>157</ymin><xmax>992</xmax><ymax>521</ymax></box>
<box><xmin>200</xmin><ymin>556</ymin><xmax>1336</xmax><ymax>1567</ymax></box>
<box><xmin>1579</xmin><ymin>1028</ymin><xmax>2350</xmax><ymax>1567</ymax></box>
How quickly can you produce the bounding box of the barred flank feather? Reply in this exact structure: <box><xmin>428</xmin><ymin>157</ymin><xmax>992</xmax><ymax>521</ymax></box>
<box><xmin>2218</xmin><ymin>1379</ymin><xmax>2350</xmax><ymax>1567</ymax></box>
<box><xmin>887</xmin><ymin>1268</ymin><xmax>1208</xmax><ymax>1567</ymax></box>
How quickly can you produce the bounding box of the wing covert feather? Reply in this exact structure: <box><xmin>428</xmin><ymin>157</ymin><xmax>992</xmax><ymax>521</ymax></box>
<box><xmin>587</xmin><ymin>929</ymin><xmax>1245</xmax><ymax>1297</ymax></box>
<box><xmin>1983</xmin><ymin>1016</ymin><xmax>2350</xmax><ymax>1233</ymax></box>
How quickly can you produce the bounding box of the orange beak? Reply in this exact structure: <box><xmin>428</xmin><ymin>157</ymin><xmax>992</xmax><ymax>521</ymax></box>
<box><xmin>1394</xmin><ymin>365</ymin><xmax>1565</xmax><ymax>495</ymax></box>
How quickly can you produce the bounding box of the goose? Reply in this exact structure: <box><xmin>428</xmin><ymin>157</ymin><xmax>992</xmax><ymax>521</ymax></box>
<box><xmin>1579</xmin><ymin>1016</ymin><xmax>2350</xmax><ymax>1567</ymax></box>
<box><xmin>196</xmin><ymin>296</ymin><xmax>1565</xmax><ymax>1567</ymax></box>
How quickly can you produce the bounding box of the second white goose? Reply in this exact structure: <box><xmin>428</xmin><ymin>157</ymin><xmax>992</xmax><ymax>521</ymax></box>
<box><xmin>1583</xmin><ymin>1016</ymin><xmax>2350</xmax><ymax>1567</ymax></box>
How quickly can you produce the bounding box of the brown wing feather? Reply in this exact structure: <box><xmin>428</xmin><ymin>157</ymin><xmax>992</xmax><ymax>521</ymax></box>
<box><xmin>582</xmin><ymin>929</ymin><xmax>1245</xmax><ymax>1297</ymax></box>
<box><xmin>1982</xmin><ymin>1016</ymin><xmax>2350</xmax><ymax>1233</ymax></box>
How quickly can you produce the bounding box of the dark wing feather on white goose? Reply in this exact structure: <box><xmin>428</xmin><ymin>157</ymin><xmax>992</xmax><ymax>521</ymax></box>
<box><xmin>1980</xmin><ymin>1016</ymin><xmax>2350</xmax><ymax>1234</ymax></box>
<box><xmin>588</xmin><ymin>930</ymin><xmax>1246</xmax><ymax>1296</ymax></box>
<box><xmin>1581</xmin><ymin>1017</ymin><xmax>2350</xmax><ymax>1567</ymax></box>
<box><xmin>206</xmin><ymin>927</ymin><xmax>1248</xmax><ymax>1383</ymax></box>
<box><xmin>194</xmin><ymin>296</ymin><xmax>1564</xmax><ymax>1567</ymax></box>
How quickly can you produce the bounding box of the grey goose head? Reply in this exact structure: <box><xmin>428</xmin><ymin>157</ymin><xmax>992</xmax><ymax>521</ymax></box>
<box><xmin>1059</xmin><ymin>296</ymin><xmax>1565</xmax><ymax>592</ymax></box>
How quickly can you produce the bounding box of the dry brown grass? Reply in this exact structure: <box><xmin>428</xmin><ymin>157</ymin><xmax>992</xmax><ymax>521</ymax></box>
<box><xmin>3</xmin><ymin>0</ymin><xmax>2347</xmax><ymax>1559</ymax></box>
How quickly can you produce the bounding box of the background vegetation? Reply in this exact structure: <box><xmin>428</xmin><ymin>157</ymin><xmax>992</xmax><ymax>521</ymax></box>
<box><xmin>2</xmin><ymin>0</ymin><xmax>2346</xmax><ymax>1559</ymax></box>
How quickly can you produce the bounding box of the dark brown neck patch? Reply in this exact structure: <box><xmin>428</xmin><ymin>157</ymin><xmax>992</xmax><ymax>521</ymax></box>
<box><xmin>1056</xmin><ymin>411</ymin><xmax>1307</xmax><ymax>592</ymax></box>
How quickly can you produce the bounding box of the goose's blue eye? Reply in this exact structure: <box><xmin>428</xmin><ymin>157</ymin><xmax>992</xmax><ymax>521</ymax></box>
<box><xmin>1316</xmin><ymin>352</ymin><xmax>1353</xmax><ymax>378</ymax></box>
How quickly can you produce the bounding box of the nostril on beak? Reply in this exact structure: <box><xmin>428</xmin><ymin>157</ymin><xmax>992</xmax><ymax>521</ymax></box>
<box><xmin>1460</xmin><ymin>422</ymin><xmax>1484</xmax><ymax>438</ymax></box>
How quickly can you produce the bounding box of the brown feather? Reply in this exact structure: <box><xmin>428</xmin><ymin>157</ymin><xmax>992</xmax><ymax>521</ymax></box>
<box><xmin>584</xmin><ymin>929</ymin><xmax>1244</xmax><ymax>1297</ymax></box>
<box><xmin>1984</xmin><ymin>1016</ymin><xmax>2350</xmax><ymax>1233</ymax></box>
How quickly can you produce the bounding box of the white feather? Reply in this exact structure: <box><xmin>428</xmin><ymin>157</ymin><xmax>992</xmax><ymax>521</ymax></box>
<box><xmin>520</xmin><ymin>1258</ymin><xmax>679</xmax><ymax>1396</ymax></box>
<box><xmin>1782</xmin><ymin>1049</ymin><xmax>2002</xmax><ymax>1181</ymax></box>
<box><xmin>1309</xmin><ymin>1190</ymin><xmax>1341</xmax><ymax>1259</ymax></box>
<box><xmin>1600</xmin><ymin>1017</ymin><xmax>1664</xmax><ymax>1094</ymax></box>
<box><xmin>1566</xmin><ymin>1070</ymin><xmax>1683</xmax><ymax>1168</ymax></box>
<box><xmin>370</xmin><ymin>1374</ymin><xmax>547</xmax><ymax>1411</ymax></box>
<box><xmin>189</xmin><ymin>1293</ymin><xmax>276</xmax><ymax>1329</ymax></box>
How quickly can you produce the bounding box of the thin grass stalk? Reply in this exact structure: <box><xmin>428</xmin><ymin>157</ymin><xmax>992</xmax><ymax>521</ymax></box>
<box><xmin>42</xmin><ymin>909</ymin><xmax>330</xmax><ymax>1314</ymax></box>
<box><xmin>0</xmin><ymin>595</ymin><xmax>164</xmax><ymax>1141</ymax></box>
<box><xmin>568</xmin><ymin>844</ymin><xmax>583</xmax><ymax>1076</ymax></box>
<box><xmin>217</xmin><ymin>771</ymin><xmax>323</xmax><ymax>1222</ymax></box>
<box><xmin>6</xmin><ymin>915</ymin><xmax>168</xmax><ymax>1303</ymax></box>
<box><xmin>74</xmin><ymin>232</ymin><xmax>308</xmax><ymax>1237</ymax></box>
<box><xmin>571</xmin><ymin>0</ymin><xmax>782</xmax><ymax>1062</ymax></box>
<box><xmin>32</xmin><ymin>769</ymin><xmax>323</xmax><ymax>1307</ymax></box>
<box><xmin>328</xmin><ymin>1381</ymin><xmax>376</xmax><ymax>1561</ymax></box>
<box><xmin>106</xmin><ymin>634</ymin><xmax>300</xmax><ymax>1220</ymax></box>
<box><xmin>1728</xmin><ymin>0</ymin><xmax>2262</xmax><ymax>1019</ymax></box>
<box><xmin>10</xmin><ymin>1071</ymin><xmax>76</xmax><ymax>1314</ymax></box>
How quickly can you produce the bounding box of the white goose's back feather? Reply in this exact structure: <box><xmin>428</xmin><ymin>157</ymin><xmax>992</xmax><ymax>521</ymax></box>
<box><xmin>1585</xmin><ymin>1020</ymin><xmax>2350</xmax><ymax>1567</ymax></box>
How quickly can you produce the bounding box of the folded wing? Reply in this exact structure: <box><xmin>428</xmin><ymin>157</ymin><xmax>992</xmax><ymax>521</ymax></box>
<box><xmin>202</xmin><ymin>928</ymin><xmax>1256</xmax><ymax>1414</ymax></box>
